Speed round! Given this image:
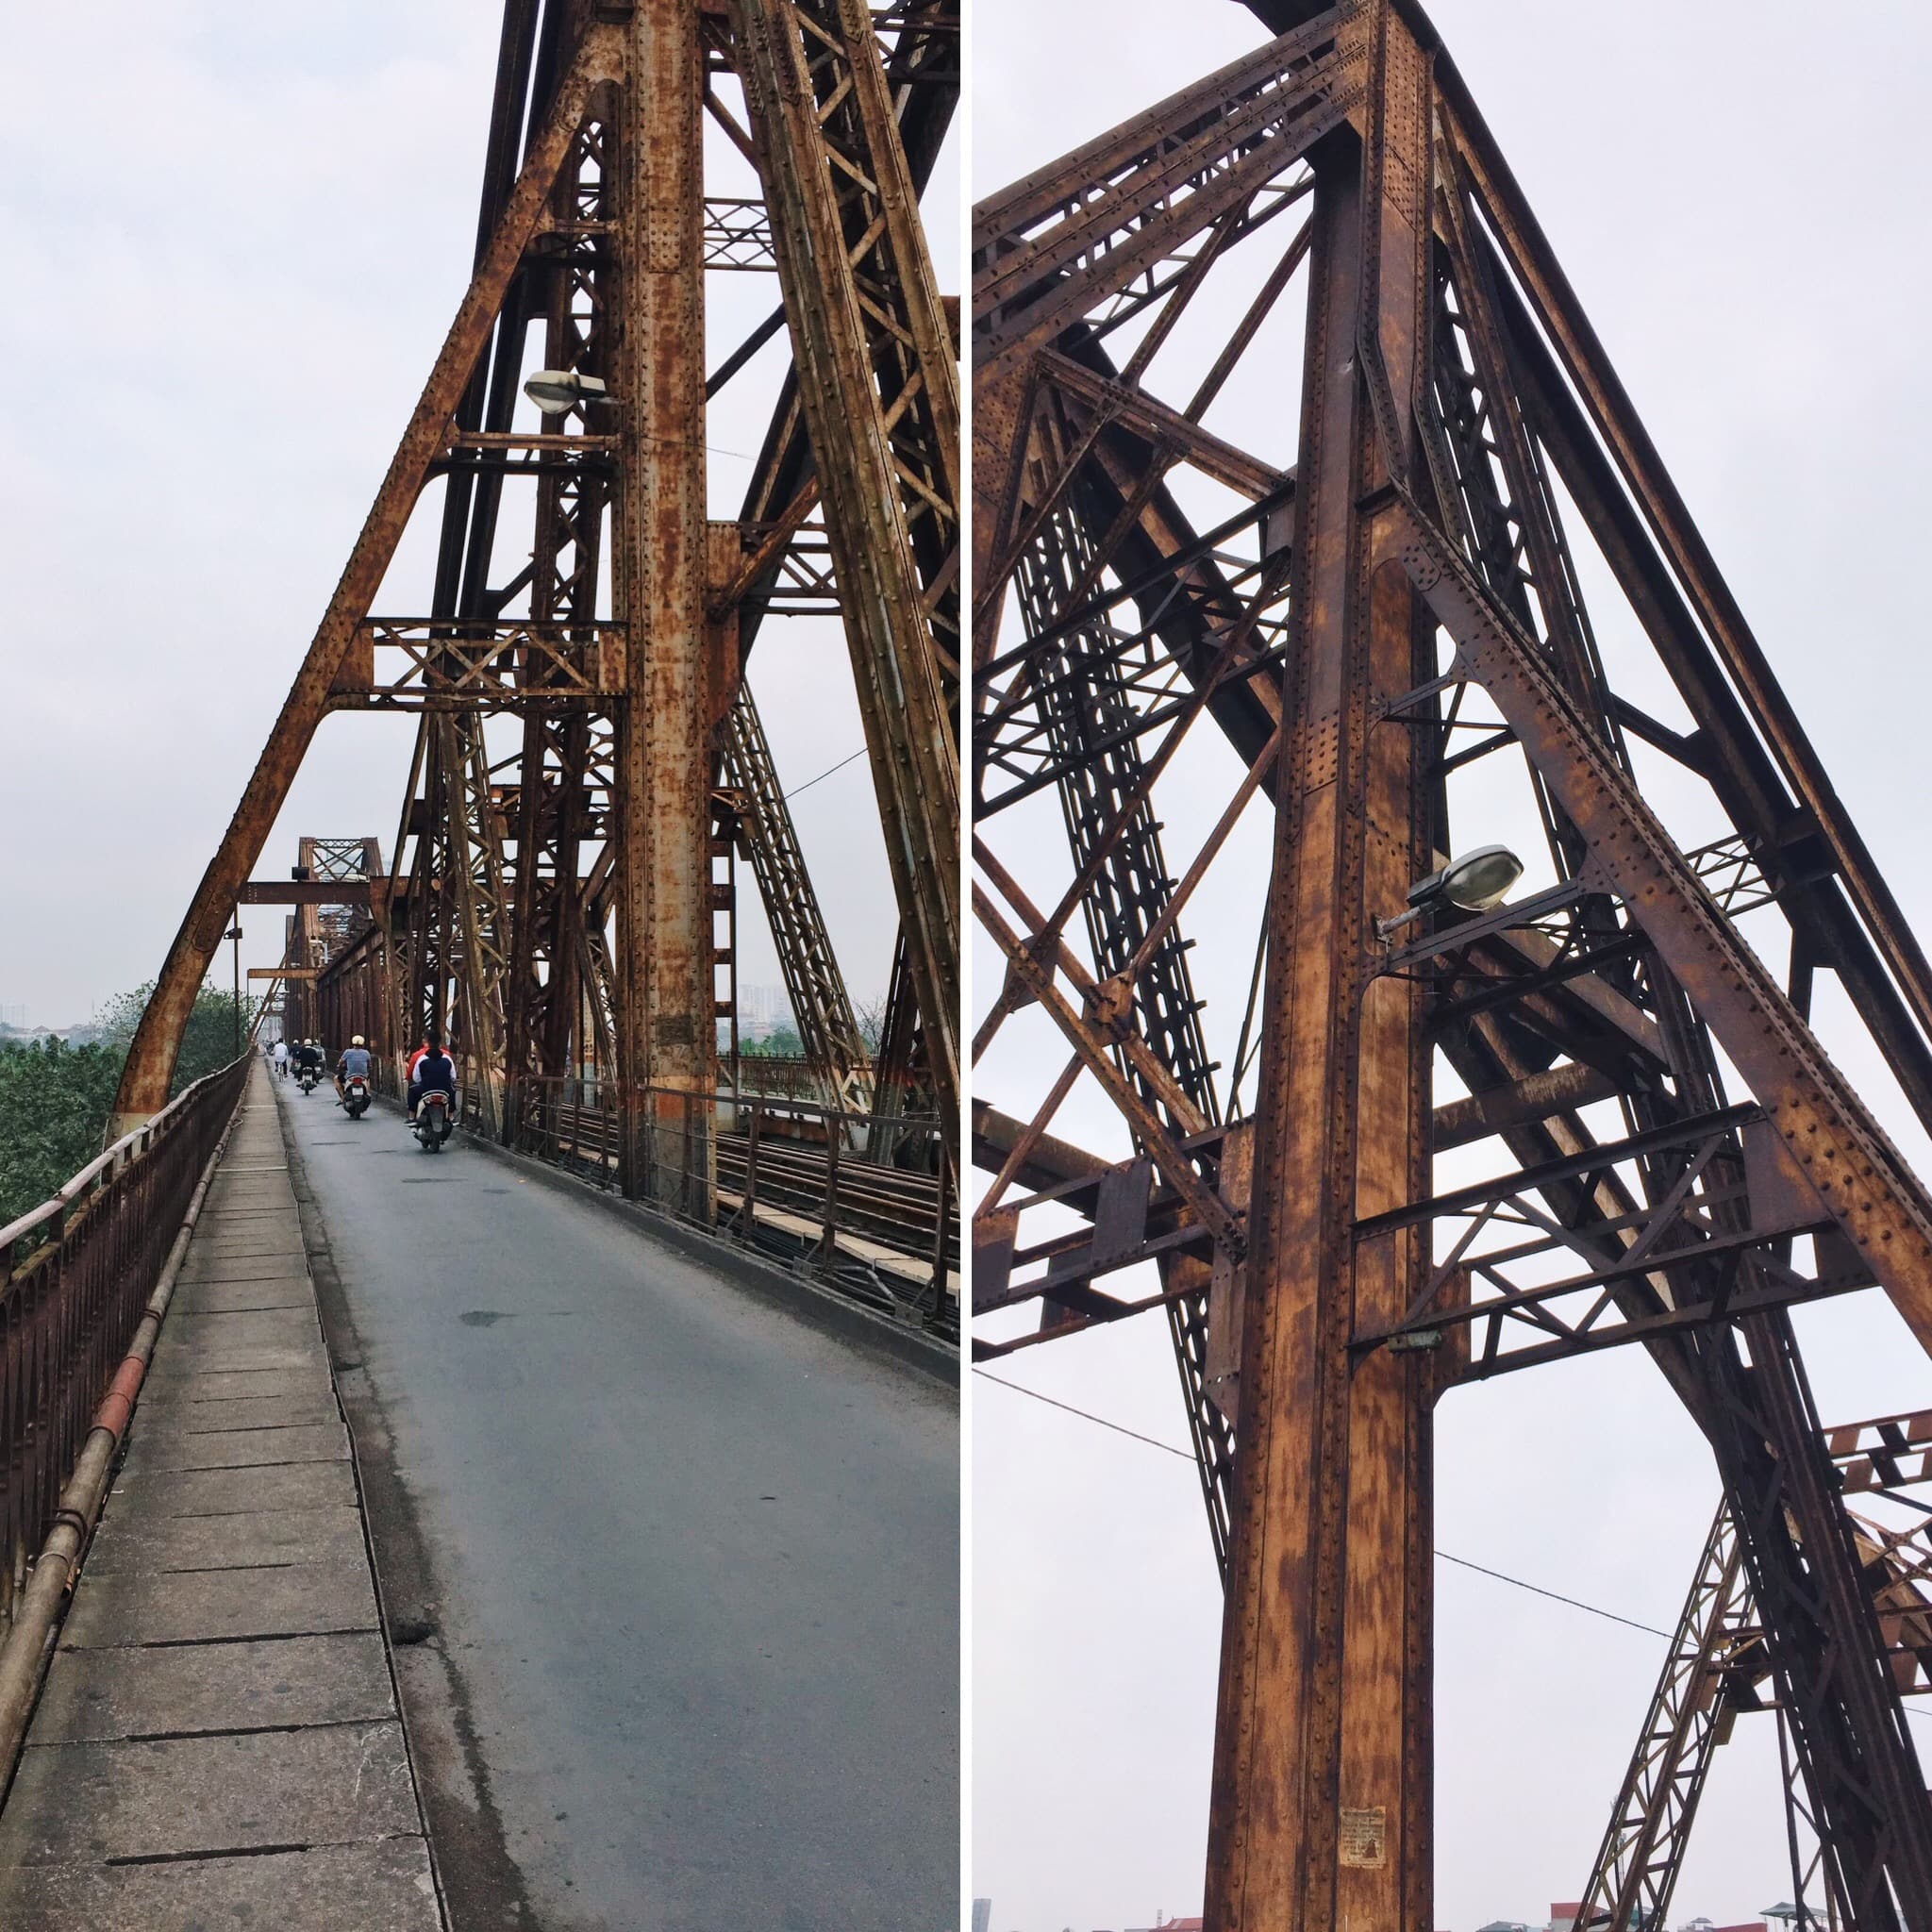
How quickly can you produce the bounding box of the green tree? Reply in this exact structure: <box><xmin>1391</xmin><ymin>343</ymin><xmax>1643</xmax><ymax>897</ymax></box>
<box><xmin>0</xmin><ymin>983</ymin><xmax>255</xmax><ymax>1230</ymax></box>
<box><xmin>95</xmin><ymin>983</ymin><xmax>255</xmax><ymax>1093</ymax></box>
<box><xmin>0</xmin><ymin>1036</ymin><xmax>127</xmax><ymax>1228</ymax></box>
<box><xmin>742</xmin><ymin>1024</ymin><xmax>804</xmax><ymax>1058</ymax></box>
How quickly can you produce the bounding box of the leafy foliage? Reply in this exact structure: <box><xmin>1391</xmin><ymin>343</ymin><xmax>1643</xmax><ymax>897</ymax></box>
<box><xmin>0</xmin><ymin>984</ymin><xmax>254</xmax><ymax>1229</ymax></box>
<box><xmin>741</xmin><ymin>1024</ymin><xmax>805</xmax><ymax>1058</ymax></box>
<box><xmin>95</xmin><ymin>983</ymin><xmax>255</xmax><ymax>1093</ymax></box>
<box><xmin>0</xmin><ymin>1036</ymin><xmax>127</xmax><ymax>1230</ymax></box>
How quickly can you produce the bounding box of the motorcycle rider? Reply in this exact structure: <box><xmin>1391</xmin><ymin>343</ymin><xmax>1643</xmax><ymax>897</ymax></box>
<box><xmin>407</xmin><ymin>1031</ymin><xmax>458</xmax><ymax>1126</ymax></box>
<box><xmin>294</xmin><ymin>1039</ymin><xmax>325</xmax><ymax>1083</ymax></box>
<box><xmin>335</xmin><ymin>1033</ymin><xmax>373</xmax><ymax>1104</ymax></box>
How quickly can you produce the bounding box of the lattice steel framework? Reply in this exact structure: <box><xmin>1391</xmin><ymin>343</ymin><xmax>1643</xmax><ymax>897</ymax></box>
<box><xmin>972</xmin><ymin>2</ymin><xmax>1932</xmax><ymax>1925</ymax></box>
<box><xmin>110</xmin><ymin>1</ymin><xmax>960</xmax><ymax>1224</ymax></box>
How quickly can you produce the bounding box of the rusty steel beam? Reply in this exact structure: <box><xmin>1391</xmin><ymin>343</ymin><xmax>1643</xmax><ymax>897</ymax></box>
<box><xmin>971</xmin><ymin>10</ymin><xmax>1350</xmax><ymax>385</ymax></box>
<box><xmin>731</xmin><ymin>0</ymin><xmax>962</xmax><ymax>1168</ymax></box>
<box><xmin>611</xmin><ymin>0</ymin><xmax>715</xmax><ymax>1213</ymax></box>
<box><xmin>1391</xmin><ymin>494</ymin><xmax>1932</xmax><ymax>1361</ymax></box>
<box><xmin>1205</xmin><ymin>10</ymin><xmax>1433</xmax><ymax>1923</ymax></box>
<box><xmin>235</xmin><ymin>879</ymin><xmax>397</xmax><ymax>907</ymax></box>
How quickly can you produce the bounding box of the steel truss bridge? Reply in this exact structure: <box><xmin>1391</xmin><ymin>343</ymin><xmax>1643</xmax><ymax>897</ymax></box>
<box><xmin>107</xmin><ymin>0</ymin><xmax>960</xmax><ymax>1331</ymax></box>
<box><xmin>971</xmin><ymin>0</ymin><xmax>1932</xmax><ymax>1926</ymax></box>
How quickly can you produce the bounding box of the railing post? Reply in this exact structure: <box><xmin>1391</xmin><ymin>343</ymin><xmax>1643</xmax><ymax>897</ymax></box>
<box><xmin>927</xmin><ymin>1148</ymin><xmax>952</xmax><ymax>1327</ymax></box>
<box><xmin>741</xmin><ymin>1101</ymin><xmax>762</xmax><ymax>1236</ymax></box>
<box><xmin>818</xmin><ymin>1106</ymin><xmax>841</xmax><ymax>1271</ymax></box>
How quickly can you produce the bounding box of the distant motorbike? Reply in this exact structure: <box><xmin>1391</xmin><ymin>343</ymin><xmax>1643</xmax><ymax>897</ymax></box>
<box><xmin>297</xmin><ymin>1067</ymin><xmax>319</xmax><ymax>1096</ymax></box>
<box><xmin>413</xmin><ymin>1091</ymin><xmax>454</xmax><ymax>1153</ymax></box>
<box><xmin>342</xmin><ymin>1075</ymin><xmax>371</xmax><ymax>1121</ymax></box>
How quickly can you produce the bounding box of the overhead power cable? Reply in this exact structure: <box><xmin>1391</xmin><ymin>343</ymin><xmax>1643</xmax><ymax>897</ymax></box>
<box><xmin>784</xmin><ymin>744</ymin><xmax>867</xmax><ymax>801</ymax></box>
<box><xmin>972</xmin><ymin>1363</ymin><xmax>1932</xmax><ymax>1705</ymax></box>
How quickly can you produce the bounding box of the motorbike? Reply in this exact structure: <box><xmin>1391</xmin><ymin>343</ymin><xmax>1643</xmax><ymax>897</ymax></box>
<box><xmin>342</xmin><ymin>1075</ymin><xmax>371</xmax><ymax>1121</ymax></box>
<box><xmin>413</xmin><ymin>1090</ymin><xmax>454</xmax><ymax>1153</ymax></box>
<box><xmin>297</xmin><ymin>1067</ymin><xmax>318</xmax><ymax>1096</ymax></box>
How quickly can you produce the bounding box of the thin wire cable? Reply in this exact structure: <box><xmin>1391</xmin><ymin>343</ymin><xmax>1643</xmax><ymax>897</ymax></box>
<box><xmin>784</xmin><ymin>744</ymin><xmax>867</xmax><ymax>802</ymax></box>
<box><xmin>969</xmin><ymin>1368</ymin><xmax>1932</xmax><ymax>1678</ymax></box>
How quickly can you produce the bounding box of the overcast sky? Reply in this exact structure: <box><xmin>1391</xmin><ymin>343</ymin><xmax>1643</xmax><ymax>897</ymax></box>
<box><xmin>0</xmin><ymin>2</ymin><xmax>956</xmax><ymax>1030</ymax></box>
<box><xmin>971</xmin><ymin>4</ymin><xmax>1932</xmax><ymax>1929</ymax></box>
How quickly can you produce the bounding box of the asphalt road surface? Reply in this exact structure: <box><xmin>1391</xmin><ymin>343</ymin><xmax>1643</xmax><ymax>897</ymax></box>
<box><xmin>276</xmin><ymin>1080</ymin><xmax>958</xmax><ymax>1931</ymax></box>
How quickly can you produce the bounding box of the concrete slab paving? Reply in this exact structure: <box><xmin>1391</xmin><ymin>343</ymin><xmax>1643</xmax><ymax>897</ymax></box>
<box><xmin>0</xmin><ymin>1721</ymin><xmax>419</xmax><ymax>1862</ymax></box>
<box><xmin>119</xmin><ymin>1421</ymin><xmax>349</xmax><ymax>1474</ymax></box>
<box><xmin>162</xmin><ymin>1368</ymin><xmax>333</xmax><ymax>1406</ymax></box>
<box><xmin>170</xmin><ymin>1257</ymin><xmax>312</xmax><ymax>1285</ymax></box>
<box><xmin>59</xmin><ymin>1558</ymin><xmax>378</xmax><ymax>1648</ymax></box>
<box><xmin>85</xmin><ymin>1505</ymin><xmax>367</xmax><ymax>1576</ymax></box>
<box><xmin>162</xmin><ymin>1307</ymin><xmax>322</xmax><ymax>1339</ymax></box>
<box><xmin>0</xmin><ymin>1838</ymin><xmax>439</xmax><ymax>1931</ymax></box>
<box><xmin>108</xmin><ymin>1460</ymin><xmax>358</xmax><ymax>1519</ymax></box>
<box><xmin>0</xmin><ymin>1065</ymin><xmax>439</xmax><ymax>1930</ymax></box>
<box><xmin>28</xmin><ymin>1632</ymin><xmax>394</xmax><ymax>1742</ymax></box>
<box><xmin>171</xmin><ymin>1278</ymin><xmax>318</xmax><ymax>1313</ymax></box>
<box><xmin>184</xmin><ymin>1243</ymin><xmax>309</xmax><ymax>1268</ymax></box>
<box><xmin>144</xmin><ymin>1343</ymin><xmax>330</xmax><ymax>1377</ymax></box>
<box><xmin>145</xmin><ymin>1393</ymin><xmax>345</xmax><ymax>1434</ymax></box>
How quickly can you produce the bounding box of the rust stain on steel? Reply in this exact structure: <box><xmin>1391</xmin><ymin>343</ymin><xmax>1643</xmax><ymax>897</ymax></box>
<box><xmin>612</xmin><ymin>0</ymin><xmax>715</xmax><ymax>1211</ymax></box>
<box><xmin>1393</xmin><ymin>491</ymin><xmax>1932</xmax><ymax>1357</ymax></box>
<box><xmin>730</xmin><ymin>0</ymin><xmax>962</xmax><ymax>1166</ymax></box>
<box><xmin>1205</xmin><ymin>14</ymin><xmax>1434</xmax><ymax>1926</ymax></box>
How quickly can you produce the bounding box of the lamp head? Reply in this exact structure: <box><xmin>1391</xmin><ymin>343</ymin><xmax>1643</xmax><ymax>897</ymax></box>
<box><xmin>1434</xmin><ymin>843</ymin><xmax>1524</xmax><ymax>912</ymax></box>
<box><xmin>523</xmin><ymin>369</ymin><xmax>609</xmax><ymax>416</ymax></box>
<box><xmin>1378</xmin><ymin>843</ymin><xmax>1525</xmax><ymax>940</ymax></box>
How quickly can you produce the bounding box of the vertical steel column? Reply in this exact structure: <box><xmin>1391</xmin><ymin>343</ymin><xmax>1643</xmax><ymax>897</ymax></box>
<box><xmin>1205</xmin><ymin>10</ymin><xmax>1434</xmax><ymax>1929</ymax></box>
<box><xmin>613</xmin><ymin>0</ymin><xmax>714</xmax><ymax>1210</ymax></box>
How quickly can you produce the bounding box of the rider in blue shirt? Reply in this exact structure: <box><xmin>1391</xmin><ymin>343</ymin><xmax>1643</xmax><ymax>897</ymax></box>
<box><xmin>335</xmin><ymin>1034</ymin><xmax>373</xmax><ymax>1104</ymax></box>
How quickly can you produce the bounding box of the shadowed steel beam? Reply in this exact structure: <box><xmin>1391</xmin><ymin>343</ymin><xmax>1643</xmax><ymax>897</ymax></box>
<box><xmin>722</xmin><ymin>683</ymin><xmax>874</xmax><ymax>1114</ymax></box>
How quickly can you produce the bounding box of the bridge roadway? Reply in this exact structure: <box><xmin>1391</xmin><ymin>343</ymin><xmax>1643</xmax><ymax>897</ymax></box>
<box><xmin>278</xmin><ymin>1072</ymin><xmax>958</xmax><ymax>1927</ymax></box>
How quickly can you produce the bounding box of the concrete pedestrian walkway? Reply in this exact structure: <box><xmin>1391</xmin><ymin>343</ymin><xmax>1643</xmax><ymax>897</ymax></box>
<box><xmin>0</xmin><ymin>1062</ymin><xmax>441</xmax><ymax>1928</ymax></box>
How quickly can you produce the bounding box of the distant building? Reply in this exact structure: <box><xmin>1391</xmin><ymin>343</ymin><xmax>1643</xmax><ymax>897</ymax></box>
<box><xmin>735</xmin><ymin>982</ymin><xmax>795</xmax><ymax>1042</ymax></box>
<box><xmin>972</xmin><ymin>1903</ymin><xmax>991</xmax><ymax>1932</ymax></box>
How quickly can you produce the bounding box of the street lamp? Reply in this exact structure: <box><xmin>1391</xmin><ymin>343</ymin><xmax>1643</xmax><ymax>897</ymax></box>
<box><xmin>1375</xmin><ymin>843</ymin><xmax>1524</xmax><ymax>940</ymax></box>
<box><xmin>523</xmin><ymin>369</ymin><xmax>609</xmax><ymax>416</ymax></box>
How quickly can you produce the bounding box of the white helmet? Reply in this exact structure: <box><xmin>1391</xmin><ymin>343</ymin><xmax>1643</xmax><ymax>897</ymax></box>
<box><xmin>351</xmin><ymin>1034</ymin><xmax>365</xmax><ymax>1046</ymax></box>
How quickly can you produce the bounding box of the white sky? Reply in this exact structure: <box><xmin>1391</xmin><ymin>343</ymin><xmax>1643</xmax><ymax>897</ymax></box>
<box><xmin>970</xmin><ymin>4</ymin><xmax>1932</xmax><ymax>1929</ymax></box>
<box><xmin>0</xmin><ymin>2</ymin><xmax>956</xmax><ymax>1030</ymax></box>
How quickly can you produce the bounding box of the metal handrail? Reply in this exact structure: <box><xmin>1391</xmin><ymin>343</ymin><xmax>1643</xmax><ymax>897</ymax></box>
<box><xmin>514</xmin><ymin>1074</ymin><xmax>958</xmax><ymax>1336</ymax></box>
<box><xmin>0</xmin><ymin>1054</ymin><xmax>252</xmax><ymax>1633</ymax></box>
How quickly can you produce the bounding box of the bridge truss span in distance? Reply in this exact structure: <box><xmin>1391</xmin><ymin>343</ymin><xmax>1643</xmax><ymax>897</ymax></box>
<box><xmin>970</xmin><ymin>1</ymin><xmax>1932</xmax><ymax>1926</ymax></box>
